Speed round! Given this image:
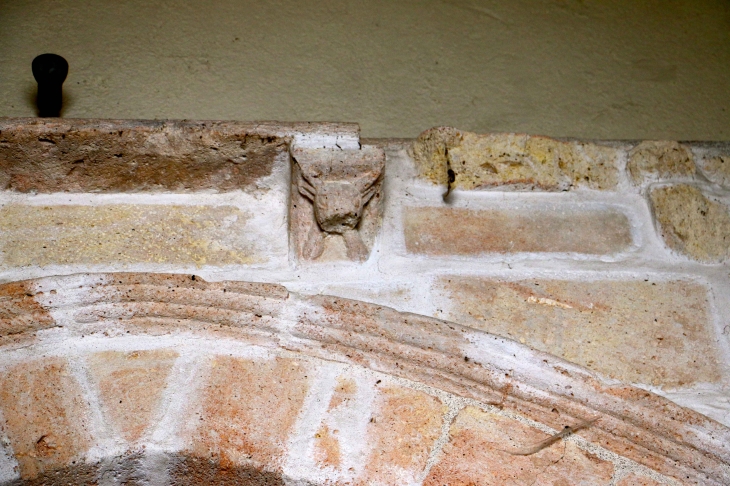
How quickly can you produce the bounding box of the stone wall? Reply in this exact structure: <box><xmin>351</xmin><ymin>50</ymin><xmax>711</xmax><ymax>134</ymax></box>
<box><xmin>0</xmin><ymin>118</ymin><xmax>728</xmax><ymax>485</ymax></box>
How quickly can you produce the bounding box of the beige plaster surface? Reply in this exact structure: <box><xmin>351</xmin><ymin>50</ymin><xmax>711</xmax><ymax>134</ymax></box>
<box><xmin>1</xmin><ymin>1</ymin><xmax>729</xmax><ymax>140</ymax></box>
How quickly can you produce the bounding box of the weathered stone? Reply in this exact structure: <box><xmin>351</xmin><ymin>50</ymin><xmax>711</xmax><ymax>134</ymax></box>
<box><xmin>696</xmin><ymin>151</ymin><xmax>730</xmax><ymax>188</ymax></box>
<box><xmin>0</xmin><ymin>358</ymin><xmax>93</xmax><ymax>480</ymax></box>
<box><xmin>404</xmin><ymin>206</ymin><xmax>632</xmax><ymax>255</ymax></box>
<box><xmin>87</xmin><ymin>349</ymin><xmax>178</xmax><ymax>442</ymax></box>
<box><xmin>360</xmin><ymin>384</ymin><xmax>445</xmax><ymax>484</ymax></box>
<box><xmin>169</xmin><ymin>454</ymin><xmax>286</xmax><ymax>486</ymax></box>
<box><xmin>308</xmin><ymin>375</ymin><xmax>444</xmax><ymax>484</ymax></box>
<box><xmin>0</xmin><ymin>280</ymin><xmax>55</xmax><ymax>338</ymax></box>
<box><xmin>0</xmin><ymin>204</ymin><xmax>265</xmax><ymax>267</ymax></box>
<box><xmin>410</xmin><ymin>127</ymin><xmax>619</xmax><ymax>191</ymax></box>
<box><xmin>627</xmin><ymin>141</ymin><xmax>695</xmax><ymax>184</ymax></box>
<box><xmin>290</xmin><ymin>145</ymin><xmax>385</xmax><ymax>262</ymax></box>
<box><xmin>436</xmin><ymin>277</ymin><xmax>721</xmax><ymax>388</ymax></box>
<box><xmin>184</xmin><ymin>356</ymin><xmax>310</xmax><ymax>473</ymax></box>
<box><xmin>617</xmin><ymin>474</ymin><xmax>663</xmax><ymax>486</ymax></box>
<box><xmin>424</xmin><ymin>406</ymin><xmax>614</xmax><ymax>485</ymax></box>
<box><xmin>650</xmin><ymin>184</ymin><xmax>730</xmax><ymax>262</ymax></box>
<box><xmin>0</xmin><ymin>118</ymin><xmax>290</xmax><ymax>193</ymax></box>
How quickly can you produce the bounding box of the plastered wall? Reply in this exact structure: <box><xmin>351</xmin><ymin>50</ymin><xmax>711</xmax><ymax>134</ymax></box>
<box><xmin>1</xmin><ymin>0</ymin><xmax>729</xmax><ymax>140</ymax></box>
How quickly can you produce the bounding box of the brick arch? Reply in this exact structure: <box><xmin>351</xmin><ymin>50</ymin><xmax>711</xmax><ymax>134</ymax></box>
<box><xmin>0</xmin><ymin>273</ymin><xmax>727</xmax><ymax>485</ymax></box>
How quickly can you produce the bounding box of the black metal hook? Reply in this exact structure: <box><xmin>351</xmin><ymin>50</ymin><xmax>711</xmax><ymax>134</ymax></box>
<box><xmin>32</xmin><ymin>54</ymin><xmax>68</xmax><ymax>117</ymax></box>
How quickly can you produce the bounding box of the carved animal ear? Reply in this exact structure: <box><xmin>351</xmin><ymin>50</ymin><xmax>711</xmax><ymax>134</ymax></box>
<box><xmin>360</xmin><ymin>179</ymin><xmax>380</xmax><ymax>204</ymax></box>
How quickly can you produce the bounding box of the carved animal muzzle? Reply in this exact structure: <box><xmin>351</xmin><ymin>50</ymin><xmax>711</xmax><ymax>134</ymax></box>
<box><xmin>312</xmin><ymin>181</ymin><xmax>365</xmax><ymax>233</ymax></box>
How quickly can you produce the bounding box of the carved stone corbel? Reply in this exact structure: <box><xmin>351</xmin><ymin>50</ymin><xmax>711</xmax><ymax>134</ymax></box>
<box><xmin>290</xmin><ymin>145</ymin><xmax>385</xmax><ymax>262</ymax></box>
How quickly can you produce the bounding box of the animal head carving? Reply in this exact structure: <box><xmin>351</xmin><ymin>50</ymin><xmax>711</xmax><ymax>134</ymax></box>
<box><xmin>291</xmin><ymin>145</ymin><xmax>385</xmax><ymax>261</ymax></box>
<box><xmin>292</xmin><ymin>146</ymin><xmax>384</xmax><ymax>234</ymax></box>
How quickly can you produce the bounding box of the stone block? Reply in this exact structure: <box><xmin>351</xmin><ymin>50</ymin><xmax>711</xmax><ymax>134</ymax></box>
<box><xmin>290</xmin><ymin>145</ymin><xmax>385</xmax><ymax>262</ymax></box>
<box><xmin>628</xmin><ymin>141</ymin><xmax>695</xmax><ymax>184</ymax></box>
<box><xmin>359</xmin><ymin>384</ymin><xmax>445</xmax><ymax>484</ymax></box>
<box><xmin>306</xmin><ymin>375</ymin><xmax>445</xmax><ymax>485</ymax></box>
<box><xmin>0</xmin><ymin>358</ymin><xmax>92</xmax><ymax>479</ymax></box>
<box><xmin>696</xmin><ymin>151</ymin><xmax>730</xmax><ymax>189</ymax></box>
<box><xmin>0</xmin><ymin>204</ymin><xmax>264</xmax><ymax>267</ymax></box>
<box><xmin>436</xmin><ymin>277</ymin><xmax>722</xmax><ymax>388</ymax></box>
<box><xmin>0</xmin><ymin>280</ymin><xmax>55</xmax><ymax>337</ymax></box>
<box><xmin>410</xmin><ymin>127</ymin><xmax>619</xmax><ymax>191</ymax></box>
<box><xmin>87</xmin><ymin>349</ymin><xmax>178</xmax><ymax>442</ymax></box>
<box><xmin>650</xmin><ymin>184</ymin><xmax>730</xmax><ymax>262</ymax></box>
<box><xmin>424</xmin><ymin>406</ymin><xmax>614</xmax><ymax>485</ymax></box>
<box><xmin>404</xmin><ymin>207</ymin><xmax>632</xmax><ymax>256</ymax></box>
<box><xmin>183</xmin><ymin>356</ymin><xmax>310</xmax><ymax>474</ymax></box>
<box><xmin>0</xmin><ymin>119</ymin><xmax>286</xmax><ymax>193</ymax></box>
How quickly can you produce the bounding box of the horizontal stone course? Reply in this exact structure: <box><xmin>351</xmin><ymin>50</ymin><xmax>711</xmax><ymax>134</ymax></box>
<box><xmin>435</xmin><ymin>277</ymin><xmax>722</xmax><ymax>388</ymax></box>
<box><xmin>0</xmin><ymin>118</ymin><xmax>286</xmax><ymax>193</ymax></box>
<box><xmin>404</xmin><ymin>206</ymin><xmax>632</xmax><ymax>256</ymax></box>
<box><xmin>410</xmin><ymin>126</ymin><xmax>620</xmax><ymax>191</ymax></box>
<box><xmin>0</xmin><ymin>204</ymin><xmax>264</xmax><ymax>267</ymax></box>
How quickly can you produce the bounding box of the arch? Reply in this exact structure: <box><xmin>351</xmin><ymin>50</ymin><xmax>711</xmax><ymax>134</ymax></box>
<box><xmin>0</xmin><ymin>273</ymin><xmax>727</xmax><ymax>485</ymax></box>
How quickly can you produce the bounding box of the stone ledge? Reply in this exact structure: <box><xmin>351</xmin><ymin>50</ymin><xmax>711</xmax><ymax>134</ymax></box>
<box><xmin>0</xmin><ymin>118</ymin><xmax>360</xmax><ymax>193</ymax></box>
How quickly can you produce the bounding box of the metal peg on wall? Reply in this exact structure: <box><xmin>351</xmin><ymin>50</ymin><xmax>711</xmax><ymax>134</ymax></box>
<box><xmin>32</xmin><ymin>53</ymin><xmax>68</xmax><ymax>117</ymax></box>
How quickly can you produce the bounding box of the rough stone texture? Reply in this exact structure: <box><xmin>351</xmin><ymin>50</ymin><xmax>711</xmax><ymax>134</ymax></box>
<box><xmin>0</xmin><ymin>280</ymin><xmax>55</xmax><ymax>338</ymax></box>
<box><xmin>0</xmin><ymin>273</ymin><xmax>725</xmax><ymax>484</ymax></box>
<box><xmin>424</xmin><ymin>406</ymin><xmax>614</xmax><ymax>485</ymax></box>
<box><xmin>628</xmin><ymin>141</ymin><xmax>696</xmax><ymax>184</ymax></box>
<box><xmin>184</xmin><ymin>356</ymin><xmax>310</xmax><ymax>475</ymax></box>
<box><xmin>410</xmin><ymin>127</ymin><xmax>619</xmax><ymax>191</ymax></box>
<box><xmin>87</xmin><ymin>349</ymin><xmax>178</xmax><ymax>442</ymax></box>
<box><xmin>360</xmin><ymin>385</ymin><xmax>445</xmax><ymax>484</ymax></box>
<box><xmin>650</xmin><ymin>184</ymin><xmax>730</xmax><ymax>262</ymax></box>
<box><xmin>404</xmin><ymin>207</ymin><xmax>632</xmax><ymax>255</ymax></box>
<box><xmin>0</xmin><ymin>358</ymin><xmax>93</xmax><ymax>480</ymax></box>
<box><xmin>616</xmin><ymin>474</ymin><xmax>663</xmax><ymax>486</ymax></box>
<box><xmin>2</xmin><ymin>453</ymin><xmax>145</xmax><ymax>486</ymax></box>
<box><xmin>0</xmin><ymin>118</ymin><xmax>288</xmax><ymax>192</ymax></box>
<box><xmin>290</xmin><ymin>145</ymin><xmax>385</xmax><ymax>262</ymax></box>
<box><xmin>696</xmin><ymin>151</ymin><xmax>730</xmax><ymax>188</ymax></box>
<box><xmin>0</xmin><ymin>204</ymin><xmax>263</xmax><ymax>266</ymax></box>
<box><xmin>436</xmin><ymin>277</ymin><xmax>721</xmax><ymax>388</ymax></box>
<box><xmin>169</xmin><ymin>454</ymin><xmax>286</xmax><ymax>486</ymax></box>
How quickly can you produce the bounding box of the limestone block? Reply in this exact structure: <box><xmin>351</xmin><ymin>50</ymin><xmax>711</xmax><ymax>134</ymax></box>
<box><xmin>410</xmin><ymin>127</ymin><xmax>619</xmax><ymax>191</ymax></box>
<box><xmin>360</xmin><ymin>385</ymin><xmax>444</xmax><ymax>484</ymax></box>
<box><xmin>309</xmin><ymin>376</ymin><xmax>445</xmax><ymax>484</ymax></box>
<box><xmin>0</xmin><ymin>118</ymin><xmax>287</xmax><ymax>193</ymax></box>
<box><xmin>181</xmin><ymin>356</ymin><xmax>310</xmax><ymax>476</ymax></box>
<box><xmin>424</xmin><ymin>407</ymin><xmax>614</xmax><ymax>485</ymax></box>
<box><xmin>436</xmin><ymin>277</ymin><xmax>722</xmax><ymax>388</ymax></box>
<box><xmin>87</xmin><ymin>349</ymin><xmax>178</xmax><ymax>443</ymax></box>
<box><xmin>696</xmin><ymin>151</ymin><xmax>730</xmax><ymax>189</ymax></box>
<box><xmin>0</xmin><ymin>204</ymin><xmax>264</xmax><ymax>267</ymax></box>
<box><xmin>404</xmin><ymin>206</ymin><xmax>632</xmax><ymax>256</ymax></box>
<box><xmin>628</xmin><ymin>141</ymin><xmax>695</xmax><ymax>184</ymax></box>
<box><xmin>290</xmin><ymin>145</ymin><xmax>385</xmax><ymax>261</ymax></box>
<box><xmin>0</xmin><ymin>359</ymin><xmax>93</xmax><ymax>480</ymax></box>
<box><xmin>650</xmin><ymin>184</ymin><xmax>730</xmax><ymax>263</ymax></box>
